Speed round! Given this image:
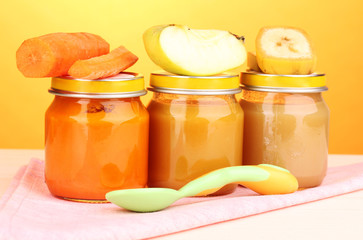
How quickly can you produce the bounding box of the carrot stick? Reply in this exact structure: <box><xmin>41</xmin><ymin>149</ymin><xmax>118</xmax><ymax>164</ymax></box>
<box><xmin>68</xmin><ymin>46</ymin><xmax>138</xmax><ymax>80</ymax></box>
<box><xmin>16</xmin><ymin>32</ymin><xmax>110</xmax><ymax>78</ymax></box>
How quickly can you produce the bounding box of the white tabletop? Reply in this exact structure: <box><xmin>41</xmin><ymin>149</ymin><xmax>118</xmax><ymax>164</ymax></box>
<box><xmin>1</xmin><ymin>149</ymin><xmax>362</xmax><ymax>240</ymax></box>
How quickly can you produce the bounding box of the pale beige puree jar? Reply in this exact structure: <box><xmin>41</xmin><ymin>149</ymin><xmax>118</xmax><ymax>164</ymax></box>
<box><xmin>240</xmin><ymin>72</ymin><xmax>329</xmax><ymax>188</ymax></box>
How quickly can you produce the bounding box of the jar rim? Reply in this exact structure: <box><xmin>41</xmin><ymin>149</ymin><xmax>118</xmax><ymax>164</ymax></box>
<box><xmin>150</xmin><ymin>72</ymin><xmax>240</xmax><ymax>93</ymax></box>
<box><xmin>148</xmin><ymin>86</ymin><xmax>241</xmax><ymax>95</ymax></box>
<box><xmin>240</xmin><ymin>71</ymin><xmax>328</xmax><ymax>93</ymax></box>
<box><xmin>49</xmin><ymin>72</ymin><xmax>146</xmax><ymax>98</ymax></box>
<box><xmin>48</xmin><ymin>89</ymin><xmax>147</xmax><ymax>99</ymax></box>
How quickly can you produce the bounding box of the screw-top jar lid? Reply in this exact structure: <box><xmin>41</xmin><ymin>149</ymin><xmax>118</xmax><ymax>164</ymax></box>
<box><xmin>240</xmin><ymin>72</ymin><xmax>328</xmax><ymax>93</ymax></box>
<box><xmin>149</xmin><ymin>72</ymin><xmax>241</xmax><ymax>95</ymax></box>
<box><xmin>49</xmin><ymin>72</ymin><xmax>147</xmax><ymax>98</ymax></box>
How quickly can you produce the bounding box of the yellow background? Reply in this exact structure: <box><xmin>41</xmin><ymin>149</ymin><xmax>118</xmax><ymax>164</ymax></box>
<box><xmin>1</xmin><ymin>0</ymin><xmax>362</xmax><ymax>154</ymax></box>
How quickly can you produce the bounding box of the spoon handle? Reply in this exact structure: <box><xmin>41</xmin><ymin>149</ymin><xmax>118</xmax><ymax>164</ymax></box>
<box><xmin>178</xmin><ymin>164</ymin><xmax>298</xmax><ymax>197</ymax></box>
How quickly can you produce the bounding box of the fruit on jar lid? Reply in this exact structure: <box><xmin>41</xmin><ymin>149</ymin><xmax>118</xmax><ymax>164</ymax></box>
<box><xmin>68</xmin><ymin>45</ymin><xmax>138</xmax><ymax>80</ymax></box>
<box><xmin>143</xmin><ymin>24</ymin><xmax>247</xmax><ymax>76</ymax></box>
<box><xmin>255</xmin><ymin>26</ymin><xmax>316</xmax><ymax>75</ymax></box>
<box><xmin>16</xmin><ymin>32</ymin><xmax>110</xmax><ymax>78</ymax></box>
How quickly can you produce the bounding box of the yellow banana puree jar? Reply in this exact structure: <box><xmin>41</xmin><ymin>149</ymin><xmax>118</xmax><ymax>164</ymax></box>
<box><xmin>147</xmin><ymin>72</ymin><xmax>244</xmax><ymax>195</ymax></box>
<box><xmin>240</xmin><ymin>72</ymin><xmax>330</xmax><ymax>188</ymax></box>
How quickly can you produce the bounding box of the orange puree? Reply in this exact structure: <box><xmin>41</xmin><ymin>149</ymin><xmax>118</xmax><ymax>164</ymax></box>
<box><xmin>147</xmin><ymin>93</ymin><xmax>244</xmax><ymax>195</ymax></box>
<box><xmin>45</xmin><ymin>96</ymin><xmax>149</xmax><ymax>201</ymax></box>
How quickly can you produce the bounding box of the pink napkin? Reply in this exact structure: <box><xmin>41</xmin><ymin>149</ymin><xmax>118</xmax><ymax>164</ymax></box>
<box><xmin>1</xmin><ymin>159</ymin><xmax>363</xmax><ymax>240</ymax></box>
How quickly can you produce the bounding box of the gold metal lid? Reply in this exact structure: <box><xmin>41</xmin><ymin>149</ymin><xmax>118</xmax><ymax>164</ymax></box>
<box><xmin>149</xmin><ymin>72</ymin><xmax>241</xmax><ymax>95</ymax></box>
<box><xmin>241</xmin><ymin>72</ymin><xmax>328</xmax><ymax>93</ymax></box>
<box><xmin>49</xmin><ymin>72</ymin><xmax>146</xmax><ymax>98</ymax></box>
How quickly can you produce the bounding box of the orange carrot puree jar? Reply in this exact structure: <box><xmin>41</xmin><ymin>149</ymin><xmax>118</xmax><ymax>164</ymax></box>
<box><xmin>240</xmin><ymin>72</ymin><xmax>329</xmax><ymax>188</ymax></box>
<box><xmin>45</xmin><ymin>73</ymin><xmax>149</xmax><ymax>201</ymax></box>
<box><xmin>147</xmin><ymin>72</ymin><xmax>244</xmax><ymax>195</ymax></box>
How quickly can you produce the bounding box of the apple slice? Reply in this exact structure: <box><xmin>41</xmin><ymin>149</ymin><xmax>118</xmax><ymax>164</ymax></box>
<box><xmin>143</xmin><ymin>24</ymin><xmax>247</xmax><ymax>76</ymax></box>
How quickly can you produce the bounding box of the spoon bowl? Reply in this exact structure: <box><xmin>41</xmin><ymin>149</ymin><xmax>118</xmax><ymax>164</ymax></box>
<box><xmin>106</xmin><ymin>188</ymin><xmax>182</xmax><ymax>212</ymax></box>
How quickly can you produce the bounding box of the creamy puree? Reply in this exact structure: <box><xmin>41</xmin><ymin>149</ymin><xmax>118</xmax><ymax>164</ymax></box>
<box><xmin>240</xmin><ymin>92</ymin><xmax>329</xmax><ymax>188</ymax></box>
<box><xmin>148</xmin><ymin>93</ymin><xmax>244</xmax><ymax>195</ymax></box>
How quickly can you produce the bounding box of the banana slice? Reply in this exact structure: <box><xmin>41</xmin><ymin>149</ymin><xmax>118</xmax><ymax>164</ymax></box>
<box><xmin>143</xmin><ymin>24</ymin><xmax>247</xmax><ymax>76</ymax></box>
<box><xmin>256</xmin><ymin>26</ymin><xmax>316</xmax><ymax>75</ymax></box>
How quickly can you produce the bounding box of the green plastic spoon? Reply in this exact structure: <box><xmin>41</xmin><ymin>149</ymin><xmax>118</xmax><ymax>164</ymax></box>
<box><xmin>106</xmin><ymin>164</ymin><xmax>298</xmax><ymax>212</ymax></box>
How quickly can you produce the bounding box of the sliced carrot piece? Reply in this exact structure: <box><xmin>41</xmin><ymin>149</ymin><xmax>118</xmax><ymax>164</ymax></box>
<box><xmin>68</xmin><ymin>46</ymin><xmax>138</xmax><ymax>80</ymax></box>
<box><xmin>16</xmin><ymin>32</ymin><xmax>109</xmax><ymax>78</ymax></box>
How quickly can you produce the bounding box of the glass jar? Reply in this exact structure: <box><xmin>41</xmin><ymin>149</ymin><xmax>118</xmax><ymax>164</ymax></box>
<box><xmin>45</xmin><ymin>73</ymin><xmax>149</xmax><ymax>201</ymax></box>
<box><xmin>147</xmin><ymin>72</ymin><xmax>244</xmax><ymax>195</ymax></box>
<box><xmin>240</xmin><ymin>72</ymin><xmax>329</xmax><ymax>188</ymax></box>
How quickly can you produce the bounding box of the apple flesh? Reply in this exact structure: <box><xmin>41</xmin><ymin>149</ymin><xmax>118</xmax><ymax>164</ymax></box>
<box><xmin>143</xmin><ymin>24</ymin><xmax>247</xmax><ymax>76</ymax></box>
